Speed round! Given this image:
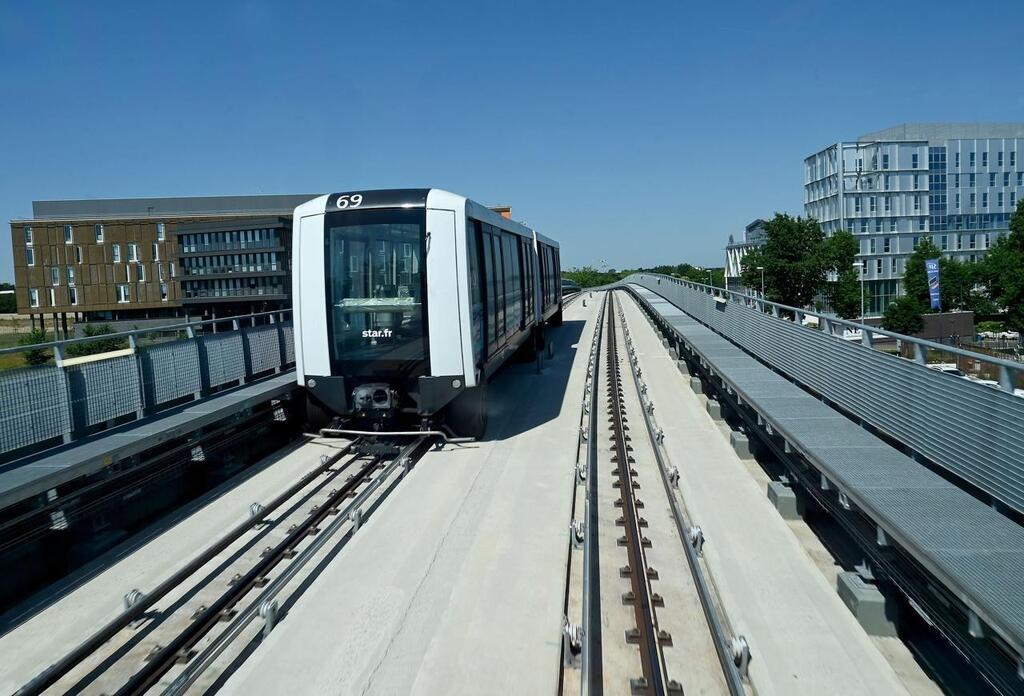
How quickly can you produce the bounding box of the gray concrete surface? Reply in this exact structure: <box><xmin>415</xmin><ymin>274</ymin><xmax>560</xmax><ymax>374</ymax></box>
<box><xmin>838</xmin><ymin>572</ymin><xmax>899</xmax><ymax>638</ymax></box>
<box><xmin>618</xmin><ymin>294</ymin><xmax>910</xmax><ymax>696</ymax></box>
<box><xmin>730</xmin><ymin>431</ymin><xmax>751</xmax><ymax>459</ymax></box>
<box><xmin>767</xmin><ymin>481</ymin><xmax>802</xmax><ymax>520</ymax></box>
<box><xmin>221</xmin><ymin>299</ymin><xmax>601</xmax><ymax>695</ymax></box>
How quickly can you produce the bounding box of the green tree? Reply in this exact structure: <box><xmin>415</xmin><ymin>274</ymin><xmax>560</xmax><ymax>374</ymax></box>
<box><xmin>822</xmin><ymin>230</ymin><xmax>860</xmax><ymax>319</ymax></box>
<box><xmin>739</xmin><ymin>247</ymin><xmax>768</xmax><ymax>295</ymax></box>
<box><xmin>749</xmin><ymin>214</ymin><xmax>827</xmax><ymax>307</ymax></box>
<box><xmin>903</xmin><ymin>237</ymin><xmax>942</xmax><ymax>309</ymax></box>
<box><xmin>562</xmin><ymin>266</ymin><xmax>622</xmax><ymax>288</ymax></box>
<box><xmin>19</xmin><ymin>329</ymin><xmax>52</xmax><ymax>366</ymax></box>
<box><xmin>984</xmin><ymin>199</ymin><xmax>1024</xmax><ymax>332</ymax></box>
<box><xmin>881</xmin><ymin>295</ymin><xmax>925</xmax><ymax>335</ymax></box>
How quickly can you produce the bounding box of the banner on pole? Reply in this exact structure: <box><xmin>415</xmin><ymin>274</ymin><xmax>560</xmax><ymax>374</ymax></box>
<box><xmin>925</xmin><ymin>258</ymin><xmax>941</xmax><ymax>310</ymax></box>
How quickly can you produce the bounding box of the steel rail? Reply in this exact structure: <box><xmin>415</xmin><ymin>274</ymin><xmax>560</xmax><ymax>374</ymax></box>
<box><xmin>581</xmin><ymin>293</ymin><xmax>607</xmax><ymax>696</ymax></box>
<box><xmin>160</xmin><ymin>435</ymin><xmax>434</xmax><ymax>695</ymax></box>
<box><xmin>16</xmin><ymin>439</ymin><xmax>360</xmax><ymax>696</ymax></box>
<box><xmin>615</xmin><ymin>293</ymin><xmax>747</xmax><ymax>695</ymax></box>
<box><xmin>605</xmin><ymin>292</ymin><xmax>668</xmax><ymax>694</ymax></box>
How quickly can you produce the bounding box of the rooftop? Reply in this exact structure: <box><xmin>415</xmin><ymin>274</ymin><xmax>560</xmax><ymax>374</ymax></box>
<box><xmin>19</xmin><ymin>194</ymin><xmax>319</xmax><ymax>222</ymax></box>
<box><xmin>857</xmin><ymin>122</ymin><xmax>1024</xmax><ymax>145</ymax></box>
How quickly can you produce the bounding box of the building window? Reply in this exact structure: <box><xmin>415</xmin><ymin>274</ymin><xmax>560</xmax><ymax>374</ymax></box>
<box><xmin>999</xmin><ymin>192</ymin><xmax>1004</xmax><ymax>208</ymax></box>
<box><xmin>956</xmin><ymin>193</ymin><xmax>961</xmax><ymax>209</ymax></box>
<box><xmin>152</xmin><ymin>243</ymin><xmax>159</xmax><ymax>261</ymax></box>
<box><xmin>914</xmin><ymin>195</ymin><xmax>920</xmax><ymax>211</ymax></box>
<box><xmin>67</xmin><ymin>266</ymin><xmax>75</xmax><ymax>285</ymax></box>
<box><xmin>117</xmin><ymin>284</ymin><xmax>130</xmax><ymax>303</ymax></box>
<box><xmin>971</xmin><ymin>192</ymin><xmax>977</xmax><ymax>208</ymax></box>
<box><xmin>941</xmin><ymin>235</ymin><xmax>948</xmax><ymax>251</ymax></box>
<box><xmin>982</xmin><ymin>192</ymin><xmax>988</xmax><ymax>208</ymax></box>
<box><xmin>918</xmin><ymin>217</ymin><xmax>926</xmax><ymax>231</ymax></box>
<box><xmin>158</xmin><ymin>263</ymin><xmax>165</xmax><ymax>281</ymax></box>
<box><xmin>156</xmin><ymin>222</ymin><xmax>166</xmax><ymax>241</ymax></box>
<box><xmin>64</xmin><ymin>225</ymin><xmax>73</xmax><ymax>244</ymax></box>
<box><xmin>855</xmin><ymin>198</ymin><xmax>862</xmax><ymax>213</ymax></box>
<box><xmin>876</xmin><ymin>258</ymin><xmax>883</xmax><ymax>274</ymax></box>
<box><xmin>95</xmin><ymin>224</ymin><xmax>104</xmax><ymax>243</ymax></box>
<box><xmin>890</xmin><ymin>257</ymin><xmax>897</xmax><ymax>273</ymax></box>
<box><xmin>912</xmin><ymin>236</ymin><xmax>920</xmax><ymax>250</ymax></box>
<box><xmin>112</xmin><ymin>244</ymin><xmax>122</xmax><ymax>263</ymax></box>
<box><xmin>875</xmin><ymin>219</ymin><xmax>882</xmax><ymax>232</ymax></box>
<box><xmin>127</xmin><ymin>243</ymin><xmax>138</xmax><ymax>262</ymax></box>
<box><xmin>889</xmin><ymin>218</ymin><xmax>897</xmax><ymax>232</ymax></box>
<box><xmin>869</xmin><ymin>238</ymin><xmax>876</xmax><ymax>253</ymax></box>
<box><xmin>29</xmin><ymin>288</ymin><xmax>39</xmax><ymax>308</ymax></box>
<box><xmin>998</xmin><ymin>151</ymin><xmax>1004</xmax><ymax>167</ymax></box>
<box><xmin>982</xmin><ymin>234</ymin><xmax>988</xmax><ymax>249</ymax></box>
<box><xmin>1012</xmin><ymin>151</ymin><xmax>1017</xmax><ymax>167</ymax></box>
<box><xmin>75</xmin><ymin>246</ymin><xmax>83</xmax><ymax>264</ymax></box>
<box><xmin>914</xmin><ymin>174</ymin><xmax>920</xmax><ymax>189</ymax></box>
<box><xmin>990</xmin><ymin>173</ymin><xmax>996</xmax><ymax>187</ymax></box>
<box><xmin>883</xmin><ymin>237</ymin><xmax>891</xmax><ymax>253</ymax></box>
<box><xmin>68</xmin><ymin>287</ymin><xmax>78</xmax><ymax>306</ymax></box>
<box><xmin>957</xmin><ymin>234</ymin><xmax>963</xmax><ymax>250</ymax></box>
<box><xmin>24</xmin><ymin>226</ymin><xmax>33</xmax><ymax>245</ymax></box>
<box><xmin>126</xmin><ymin>264</ymin><xmax>132</xmax><ymax>283</ymax></box>
<box><xmin>50</xmin><ymin>267</ymin><xmax>60</xmax><ymax>286</ymax></box>
<box><xmin>884</xmin><ymin>175</ymin><xmax>890</xmax><ymax>190</ymax></box>
<box><xmin>26</xmin><ymin>247</ymin><xmax>35</xmax><ymax>266</ymax></box>
<box><xmin>955</xmin><ymin>174</ymin><xmax>960</xmax><ymax>187</ymax></box>
<box><xmin>1013</xmin><ymin>192</ymin><xmax>1018</xmax><ymax>206</ymax></box>
<box><xmin>912</xmin><ymin>153</ymin><xmax>919</xmax><ymax>169</ymax></box>
<box><xmin>884</xmin><ymin>196</ymin><xmax>891</xmax><ymax>212</ymax></box>
<box><xmin>137</xmin><ymin>263</ymin><xmax>146</xmax><ymax>282</ymax></box>
<box><xmin>1018</xmin><ymin>172</ymin><xmax>1023</xmax><ymax>186</ymax></box>
<box><xmin>170</xmin><ymin>262</ymin><xmax>176</xmax><ymax>277</ymax></box>
<box><xmin>48</xmin><ymin>288</ymin><xmax>56</xmax><ymax>307</ymax></box>
<box><xmin>1004</xmin><ymin>172</ymin><xmax>1010</xmax><ymax>186</ymax></box>
<box><xmin>955</xmin><ymin>152</ymin><xmax>960</xmax><ymax>168</ymax></box>
<box><xmin>982</xmin><ymin>151</ymin><xmax>988</xmax><ymax>167</ymax></box>
<box><xmin>860</xmin><ymin>220</ymin><xmax>867</xmax><ymax>233</ymax></box>
<box><xmin>970</xmin><ymin>152</ymin><xmax>976</xmax><ymax>167</ymax></box>
<box><xmin>160</xmin><ymin>283</ymin><xmax>168</xmax><ymax>301</ymax></box>
<box><xmin>969</xmin><ymin>173</ymin><xmax>976</xmax><ymax>187</ymax></box>
<box><xmin>882</xmin><ymin>153</ymin><xmax>890</xmax><ymax>170</ymax></box>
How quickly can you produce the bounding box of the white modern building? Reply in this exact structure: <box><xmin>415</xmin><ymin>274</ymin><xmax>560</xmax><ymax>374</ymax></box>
<box><xmin>724</xmin><ymin>219</ymin><xmax>766</xmax><ymax>292</ymax></box>
<box><xmin>805</xmin><ymin>123</ymin><xmax>1024</xmax><ymax>315</ymax></box>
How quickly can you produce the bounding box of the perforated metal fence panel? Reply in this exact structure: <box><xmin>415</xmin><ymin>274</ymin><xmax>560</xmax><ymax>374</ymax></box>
<box><xmin>280</xmin><ymin>322</ymin><xmax>295</xmax><ymax>365</ymax></box>
<box><xmin>0</xmin><ymin>365</ymin><xmax>70</xmax><ymax>451</ymax></box>
<box><xmin>244</xmin><ymin>326</ymin><xmax>282</xmax><ymax>375</ymax></box>
<box><xmin>66</xmin><ymin>355</ymin><xmax>142</xmax><ymax>430</ymax></box>
<box><xmin>198</xmin><ymin>333</ymin><xmax>245</xmax><ymax>390</ymax></box>
<box><xmin>627</xmin><ymin>274</ymin><xmax>1024</xmax><ymax>516</ymax></box>
<box><xmin>140</xmin><ymin>339</ymin><xmax>202</xmax><ymax>408</ymax></box>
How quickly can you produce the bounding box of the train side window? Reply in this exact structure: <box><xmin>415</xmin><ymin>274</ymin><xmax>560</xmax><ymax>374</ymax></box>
<box><xmin>467</xmin><ymin>219</ymin><xmax>485</xmax><ymax>364</ymax></box>
<box><xmin>489</xmin><ymin>230</ymin><xmax>506</xmax><ymax>344</ymax></box>
<box><xmin>482</xmin><ymin>229</ymin><xmax>497</xmax><ymax>353</ymax></box>
<box><xmin>502</xmin><ymin>234</ymin><xmax>516</xmax><ymax>334</ymax></box>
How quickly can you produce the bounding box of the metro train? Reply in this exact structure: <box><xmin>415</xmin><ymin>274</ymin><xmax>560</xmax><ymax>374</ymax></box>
<box><xmin>292</xmin><ymin>188</ymin><xmax>562</xmax><ymax>437</ymax></box>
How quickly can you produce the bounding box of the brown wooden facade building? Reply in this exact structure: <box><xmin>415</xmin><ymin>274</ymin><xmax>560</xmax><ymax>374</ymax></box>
<box><xmin>9</xmin><ymin>194</ymin><xmax>315</xmax><ymax>336</ymax></box>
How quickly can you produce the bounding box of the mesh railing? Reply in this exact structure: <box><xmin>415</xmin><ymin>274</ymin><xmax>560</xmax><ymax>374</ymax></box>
<box><xmin>0</xmin><ymin>310</ymin><xmax>294</xmax><ymax>459</ymax></box>
<box><xmin>622</xmin><ymin>274</ymin><xmax>1024</xmax><ymax>515</ymax></box>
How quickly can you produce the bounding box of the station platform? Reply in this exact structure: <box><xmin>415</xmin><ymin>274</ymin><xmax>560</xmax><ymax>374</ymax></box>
<box><xmin>220</xmin><ymin>298</ymin><xmax>601</xmax><ymax>695</ymax></box>
<box><xmin>626</xmin><ymin>283</ymin><xmax>1024</xmax><ymax>676</ymax></box>
<box><xmin>0</xmin><ymin>372</ymin><xmax>299</xmax><ymax>510</ymax></box>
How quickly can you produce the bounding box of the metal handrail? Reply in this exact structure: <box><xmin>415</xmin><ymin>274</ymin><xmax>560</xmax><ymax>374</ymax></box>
<box><xmin>0</xmin><ymin>309</ymin><xmax>292</xmax><ymax>356</ymax></box>
<box><xmin>624</xmin><ymin>273</ymin><xmax>1022</xmax><ymax>390</ymax></box>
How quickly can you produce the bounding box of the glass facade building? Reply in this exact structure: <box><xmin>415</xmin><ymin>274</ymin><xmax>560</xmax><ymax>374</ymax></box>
<box><xmin>805</xmin><ymin>123</ymin><xmax>1024</xmax><ymax>315</ymax></box>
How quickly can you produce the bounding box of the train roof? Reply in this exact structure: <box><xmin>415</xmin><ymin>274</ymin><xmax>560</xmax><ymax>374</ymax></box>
<box><xmin>293</xmin><ymin>188</ymin><xmax>558</xmax><ymax>248</ymax></box>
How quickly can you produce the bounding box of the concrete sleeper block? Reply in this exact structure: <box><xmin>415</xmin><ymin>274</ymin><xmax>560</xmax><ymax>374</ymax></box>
<box><xmin>837</xmin><ymin>572</ymin><xmax>898</xmax><ymax>637</ymax></box>
<box><xmin>767</xmin><ymin>481</ymin><xmax>802</xmax><ymax>520</ymax></box>
<box><xmin>689</xmin><ymin>376</ymin><xmax>703</xmax><ymax>394</ymax></box>
<box><xmin>705</xmin><ymin>399</ymin><xmax>722</xmax><ymax>420</ymax></box>
<box><xmin>730</xmin><ymin>431</ymin><xmax>751</xmax><ymax>459</ymax></box>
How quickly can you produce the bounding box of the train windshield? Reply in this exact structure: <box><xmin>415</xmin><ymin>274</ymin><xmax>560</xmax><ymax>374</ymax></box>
<box><xmin>324</xmin><ymin>208</ymin><xmax>427</xmax><ymax>377</ymax></box>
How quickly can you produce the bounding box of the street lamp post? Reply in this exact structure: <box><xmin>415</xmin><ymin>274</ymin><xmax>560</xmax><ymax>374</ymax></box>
<box><xmin>708</xmin><ymin>270</ymin><xmax>713</xmax><ymax>287</ymax></box>
<box><xmin>756</xmin><ymin>266</ymin><xmax>765</xmax><ymax>298</ymax></box>
<box><xmin>852</xmin><ymin>261</ymin><xmax>865</xmax><ymax>323</ymax></box>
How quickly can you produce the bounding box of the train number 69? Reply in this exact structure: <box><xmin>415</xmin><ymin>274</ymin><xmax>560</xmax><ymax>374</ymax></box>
<box><xmin>336</xmin><ymin>194</ymin><xmax>363</xmax><ymax>209</ymax></box>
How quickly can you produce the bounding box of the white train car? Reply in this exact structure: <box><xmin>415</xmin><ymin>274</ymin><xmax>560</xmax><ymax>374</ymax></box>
<box><xmin>293</xmin><ymin>189</ymin><xmax>562</xmax><ymax>436</ymax></box>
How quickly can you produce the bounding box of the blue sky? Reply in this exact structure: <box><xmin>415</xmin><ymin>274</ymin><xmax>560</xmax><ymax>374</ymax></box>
<box><xmin>2</xmin><ymin>1</ymin><xmax>1023</xmax><ymax>282</ymax></box>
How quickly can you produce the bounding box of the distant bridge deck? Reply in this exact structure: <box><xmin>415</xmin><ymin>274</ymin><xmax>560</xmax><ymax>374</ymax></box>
<box><xmin>626</xmin><ymin>281</ymin><xmax>1024</xmax><ymax>682</ymax></box>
